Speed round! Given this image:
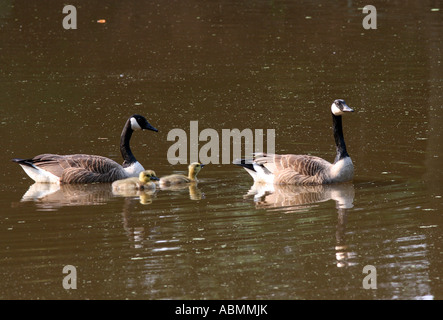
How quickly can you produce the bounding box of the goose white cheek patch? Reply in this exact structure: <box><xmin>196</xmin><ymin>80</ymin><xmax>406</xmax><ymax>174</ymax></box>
<box><xmin>331</xmin><ymin>103</ymin><xmax>343</xmax><ymax>116</ymax></box>
<box><xmin>130</xmin><ymin>117</ymin><xmax>142</xmax><ymax>130</ymax></box>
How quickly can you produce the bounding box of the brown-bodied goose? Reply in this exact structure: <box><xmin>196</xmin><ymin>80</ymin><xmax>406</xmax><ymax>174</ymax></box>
<box><xmin>235</xmin><ymin>99</ymin><xmax>354</xmax><ymax>185</ymax></box>
<box><xmin>12</xmin><ymin>115</ymin><xmax>158</xmax><ymax>184</ymax></box>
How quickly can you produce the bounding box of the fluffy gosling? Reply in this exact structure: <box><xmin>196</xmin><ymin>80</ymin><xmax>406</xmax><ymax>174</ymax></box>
<box><xmin>159</xmin><ymin>163</ymin><xmax>204</xmax><ymax>187</ymax></box>
<box><xmin>112</xmin><ymin>170</ymin><xmax>159</xmax><ymax>191</ymax></box>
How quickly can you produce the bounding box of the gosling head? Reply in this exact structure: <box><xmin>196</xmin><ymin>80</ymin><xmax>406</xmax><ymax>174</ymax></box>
<box><xmin>129</xmin><ymin>114</ymin><xmax>158</xmax><ymax>132</ymax></box>
<box><xmin>139</xmin><ymin>170</ymin><xmax>160</xmax><ymax>183</ymax></box>
<box><xmin>188</xmin><ymin>162</ymin><xmax>205</xmax><ymax>180</ymax></box>
<box><xmin>331</xmin><ymin>99</ymin><xmax>354</xmax><ymax>116</ymax></box>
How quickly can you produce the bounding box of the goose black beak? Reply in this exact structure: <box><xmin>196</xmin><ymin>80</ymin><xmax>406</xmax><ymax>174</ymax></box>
<box><xmin>343</xmin><ymin>105</ymin><xmax>354</xmax><ymax>112</ymax></box>
<box><xmin>144</xmin><ymin>123</ymin><xmax>158</xmax><ymax>132</ymax></box>
<box><xmin>151</xmin><ymin>176</ymin><xmax>160</xmax><ymax>181</ymax></box>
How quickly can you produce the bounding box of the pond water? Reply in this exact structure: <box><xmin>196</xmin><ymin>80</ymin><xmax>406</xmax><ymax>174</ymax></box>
<box><xmin>0</xmin><ymin>1</ymin><xmax>442</xmax><ymax>300</ymax></box>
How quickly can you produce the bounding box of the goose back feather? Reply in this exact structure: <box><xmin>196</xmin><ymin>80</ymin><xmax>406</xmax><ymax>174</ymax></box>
<box><xmin>254</xmin><ymin>153</ymin><xmax>334</xmax><ymax>185</ymax></box>
<box><xmin>14</xmin><ymin>154</ymin><xmax>130</xmax><ymax>184</ymax></box>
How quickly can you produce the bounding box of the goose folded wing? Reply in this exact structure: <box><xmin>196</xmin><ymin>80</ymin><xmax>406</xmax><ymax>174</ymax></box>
<box><xmin>254</xmin><ymin>153</ymin><xmax>332</xmax><ymax>185</ymax></box>
<box><xmin>28</xmin><ymin>154</ymin><xmax>126</xmax><ymax>183</ymax></box>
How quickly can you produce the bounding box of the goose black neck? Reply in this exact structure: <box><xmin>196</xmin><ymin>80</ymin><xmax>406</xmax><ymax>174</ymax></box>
<box><xmin>332</xmin><ymin>113</ymin><xmax>349</xmax><ymax>163</ymax></box>
<box><xmin>120</xmin><ymin>119</ymin><xmax>137</xmax><ymax>167</ymax></box>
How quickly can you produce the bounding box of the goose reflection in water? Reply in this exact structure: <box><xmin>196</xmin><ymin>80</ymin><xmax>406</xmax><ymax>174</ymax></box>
<box><xmin>20</xmin><ymin>183</ymin><xmax>114</xmax><ymax>208</ymax></box>
<box><xmin>18</xmin><ymin>183</ymin><xmax>155</xmax><ymax>246</ymax></box>
<box><xmin>19</xmin><ymin>182</ymin><xmax>155</xmax><ymax>207</ymax></box>
<box><xmin>244</xmin><ymin>182</ymin><xmax>357</xmax><ymax>268</ymax></box>
<box><xmin>245</xmin><ymin>182</ymin><xmax>354</xmax><ymax>210</ymax></box>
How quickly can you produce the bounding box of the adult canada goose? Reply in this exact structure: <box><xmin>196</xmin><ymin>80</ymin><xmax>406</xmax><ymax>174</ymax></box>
<box><xmin>235</xmin><ymin>99</ymin><xmax>354</xmax><ymax>185</ymax></box>
<box><xmin>159</xmin><ymin>162</ymin><xmax>204</xmax><ymax>187</ymax></box>
<box><xmin>12</xmin><ymin>114</ymin><xmax>158</xmax><ymax>184</ymax></box>
<box><xmin>112</xmin><ymin>170</ymin><xmax>159</xmax><ymax>191</ymax></box>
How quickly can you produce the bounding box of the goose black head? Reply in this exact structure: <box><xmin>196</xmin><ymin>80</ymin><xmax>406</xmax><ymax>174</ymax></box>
<box><xmin>331</xmin><ymin>99</ymin><xmax>354</xmax><ymax>116</ymax></box>
<box><xmin>130</xmin><ymin>114</ymin><xmax>158</xmax><ymax>132</ymax></box>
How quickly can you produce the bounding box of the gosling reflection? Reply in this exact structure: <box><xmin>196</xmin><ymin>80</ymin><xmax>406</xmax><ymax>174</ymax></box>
<box><xmin>245</xmin><ymin>182</ymin><xmax>356</xmax><ymax>268</ymax></box>
<box><xmin>160</xmin><ymin>183</ymin><xmax>204</xmax><ymax>200</ymax></box>
<box><xmin>112</xmin><ymin>187</ymin><xmax>157</xmax><ymax>205</ymax></box>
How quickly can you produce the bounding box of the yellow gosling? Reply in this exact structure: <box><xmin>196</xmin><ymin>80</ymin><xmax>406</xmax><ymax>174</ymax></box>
<box><xmin>112</xmin><ymin>170</ymin><xmax>159</xmax><ymax>191</ymax></box>
<box><xmin>159</xmin><ymin>163</ymin><xmax>204</xmax><ymax>187</ymax></box>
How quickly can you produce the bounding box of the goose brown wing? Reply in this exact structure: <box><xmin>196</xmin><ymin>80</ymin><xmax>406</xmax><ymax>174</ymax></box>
<box><xmin>27</xmin><ymin>154</ymin><xmax>126</xmax><ymax>183</ymax></box>
<box><xmin>254</xmin><ymin>153</ymin><xmax>332</xmax><ymax>185</ymax></box>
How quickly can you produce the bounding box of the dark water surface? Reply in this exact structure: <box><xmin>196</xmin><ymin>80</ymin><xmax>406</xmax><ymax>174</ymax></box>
<box><xmin>0</xmin><ymin>1</ymin><xmax>442</xmax><ymax>300</ymax></box>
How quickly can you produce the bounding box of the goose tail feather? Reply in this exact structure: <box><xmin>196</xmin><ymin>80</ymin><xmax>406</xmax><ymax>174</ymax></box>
<box><xmin>233</xmin><ymin>157</ymin><xmax>274</xmax><ymax>183</ymax></box>
<box><xmin>12</xmin><ymin>158</ymin><xmax>36</xmax><ymax>168</ymax></box>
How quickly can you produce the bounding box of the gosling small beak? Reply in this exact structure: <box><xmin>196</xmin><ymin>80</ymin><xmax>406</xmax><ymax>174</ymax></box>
<box><xmin>200</xmin><ymin>164</ymin><xmax>205</xmax><ymax>168</ymax></box>
<box><xmin>151</xmin><ymin>176</ymin><xmax>160</xmax><ymax>181</ymax></box>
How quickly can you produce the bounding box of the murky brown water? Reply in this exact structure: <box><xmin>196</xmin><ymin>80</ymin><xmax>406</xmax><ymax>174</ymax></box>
<box><xmin>0</xmin><ymin>1</ymin><xmax>442</xmax><ymax>300</ymax></box>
